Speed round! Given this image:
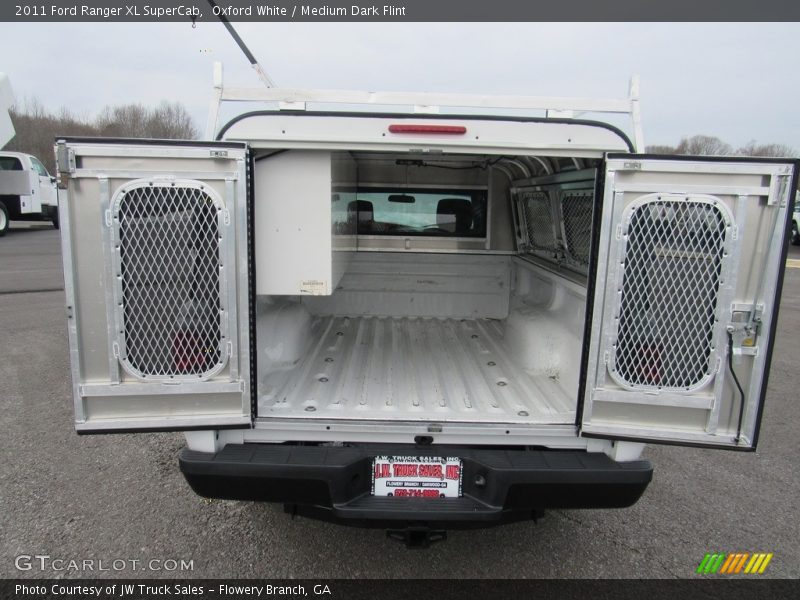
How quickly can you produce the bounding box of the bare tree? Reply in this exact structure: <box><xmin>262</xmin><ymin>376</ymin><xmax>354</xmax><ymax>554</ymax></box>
<box><xmin>648</xmin><ymin>137</ymin><xmax>797</xmax><ymax>159</ymax></box>
<box><xmin>95</xmin><ymin>104</ymin><xmax>150</xmax><ymax>138</ymax></box>
<box><xmin>736</xmin><ymin>140</ymin><xmax>796</xmax><ymax>158</ymax></box>
<box><xmin>95</xmin><ymin>101</ymin><xmax>197</xmax><ymax>139</ymax></box>
<box><xmin>675</xmin><ymin>135</ymin><xmax>733</xmax><ymax>156</ymax></box>
<box><xmin>645</xmin><ymin>144</ymin><xmax>678</xmax><ymax>154</ymax></box>
<box><xmin>5</xmin><ymin>98</ymin><xmax>95</xmax><ymax>172</ymax></box>
<box><xmin>6</xmin><ymin>98</ymin><xmax>198</xmax><ymax>172</ymax></box>
<box><xmin>147</xmin><ymin>101</ymin><xmax>198</xmax><ymax>139</ymax></box>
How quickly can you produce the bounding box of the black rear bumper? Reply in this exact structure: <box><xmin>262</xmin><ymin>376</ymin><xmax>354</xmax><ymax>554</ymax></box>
<box><xmin>179</xmin><ymin>444</ymin><xmax>652</xmax><ymax>528</ymax></box>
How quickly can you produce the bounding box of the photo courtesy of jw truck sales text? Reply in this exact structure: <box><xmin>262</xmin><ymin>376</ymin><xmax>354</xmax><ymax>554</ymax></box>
<box><xmin>14</xmin><ymin>583</ymin><xmax>329</xmax><ymax>597</ymax></box>
<box><xmin>43</xmin><ymin>39</ymin><xmax>798</xmax><ymax>546</ymax></box>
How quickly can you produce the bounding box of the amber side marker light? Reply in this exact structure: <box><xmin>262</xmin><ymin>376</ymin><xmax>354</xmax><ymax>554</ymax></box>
<box><xmin>388</xmin><ymin>124</ymin><xmax>467</xmax><ymax>134</ymax></box>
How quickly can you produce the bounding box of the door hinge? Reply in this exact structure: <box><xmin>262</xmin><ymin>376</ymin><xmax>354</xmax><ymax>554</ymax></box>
<box><xmin>55</xmin><ymin>142</ymin><xmax>76</xmax><ymax>186</ymax></box>
<box><xmin>770</xmin><ymin>173</ymin><xmax>789</xmax><ymax>206</ymax></box>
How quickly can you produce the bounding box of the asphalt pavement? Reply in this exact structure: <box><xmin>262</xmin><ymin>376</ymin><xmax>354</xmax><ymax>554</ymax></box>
<box><xmin>0</xmin><ymin>223</ymin><xmax>798</xmax><ymax>579</ymax></box>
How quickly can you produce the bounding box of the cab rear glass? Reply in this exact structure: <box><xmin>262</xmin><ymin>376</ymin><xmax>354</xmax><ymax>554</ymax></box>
<box><xmin>0</xmin><ymin>156</ymin><xmax>22</xmax><ymax>170</ymax></box>
<box><xmin>333</xmin><ymin>187</ymin><xmax>488</xmax><ymax>238</ymax></box>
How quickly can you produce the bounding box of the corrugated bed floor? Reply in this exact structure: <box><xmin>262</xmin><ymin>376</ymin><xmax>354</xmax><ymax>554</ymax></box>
<box><xmin>258</xmin><ymin>316</ymin><xmax>575</xmax><ymax>424</ymax></box>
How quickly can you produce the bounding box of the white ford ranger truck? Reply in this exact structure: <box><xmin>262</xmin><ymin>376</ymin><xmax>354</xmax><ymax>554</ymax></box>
<box><xmin>54</xmin><ymin>72</ymin><xmax>797</xmax><ymax>546</ymax></box>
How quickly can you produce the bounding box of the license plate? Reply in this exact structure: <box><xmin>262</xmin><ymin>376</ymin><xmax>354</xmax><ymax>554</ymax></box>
<box><xmin>371</xmin><ymin>456</ymin><xmax>463</xmax><ymax>498</ymax></box>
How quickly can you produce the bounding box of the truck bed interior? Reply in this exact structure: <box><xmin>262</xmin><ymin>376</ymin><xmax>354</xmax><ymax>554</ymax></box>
<box><xmin>254</xmin><ymin>151</ymin><xmax>596</xmax><ymax>426</ymax></box>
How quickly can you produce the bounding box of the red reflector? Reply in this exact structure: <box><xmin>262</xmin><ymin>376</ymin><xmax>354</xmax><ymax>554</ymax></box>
<box><xmin>174</xmin><ymin>330</ymin><xmax>210</xmax><ymax>374</ymax></box>
<box><xmin>635</xmin><ymin>344</ymin><xmax>662</xmax><ymax>386</ymax></box>
<box><xmin>388</xmin><ymin>124</ymin><xmax>467</xmax><ymax>135</ymax></box>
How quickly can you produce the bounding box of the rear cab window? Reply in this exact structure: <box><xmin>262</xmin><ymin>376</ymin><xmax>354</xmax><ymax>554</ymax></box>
<box><xmin>0</xmin><ymin>156</ymin><xmax>22</xmax><ymax>171</ymax></box>
<box><xmin>334</xmin><ymin>187</ymin><xmax>488</xmax><ymax>237</ymax></box>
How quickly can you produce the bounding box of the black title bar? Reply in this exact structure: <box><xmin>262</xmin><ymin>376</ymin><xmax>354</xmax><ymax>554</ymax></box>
<box><xmin>3</xmin><ymin>579</ymin><xmax>800</xmax><ymax>600</ymax></box>
<box><xmin>3</xmin><ymin>0</ymin><xmax>800</xmax><ymax>22</ymax></box>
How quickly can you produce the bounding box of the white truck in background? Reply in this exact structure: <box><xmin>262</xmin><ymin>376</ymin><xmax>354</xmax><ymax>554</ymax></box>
<box><xmin>0</xmin><ymin>73</ymin><xmax>59</xmax><ymax>236</ymax></box>
<box><xmin>0</xmin><ymin>151</ymin><xmax>59</xmax><ymax>235</ymax></box>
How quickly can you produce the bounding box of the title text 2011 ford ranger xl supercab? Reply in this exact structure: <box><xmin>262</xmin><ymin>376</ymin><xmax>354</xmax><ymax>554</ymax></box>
<box><xmin>53</xmin><ymin>73</ymin><xmax>797</xmax><ymax>545</ymax></box>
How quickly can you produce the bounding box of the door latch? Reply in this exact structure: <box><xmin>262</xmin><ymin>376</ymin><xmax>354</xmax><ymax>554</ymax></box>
<box><xmin>727</xmin><ymin>303</ymin><xmax>764</xmax><ymax>356</ymax></box>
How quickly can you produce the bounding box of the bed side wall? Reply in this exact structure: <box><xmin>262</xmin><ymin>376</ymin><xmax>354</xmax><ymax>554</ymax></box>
<box><xmin>506</xmin><ymin>258</ymin><xmax>588</xmax><ymax>401</ymax></box>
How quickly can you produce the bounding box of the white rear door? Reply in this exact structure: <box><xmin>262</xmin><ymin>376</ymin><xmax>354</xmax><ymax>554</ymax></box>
<box><xmin>580</xmin><ymin>154</ymin><xmax>797</xmax><ymax>449</ymax></box>
<box><xmin>56</xmin><ymin>139</ymin><xmax>252</xmax><ymax>432</ymax></box>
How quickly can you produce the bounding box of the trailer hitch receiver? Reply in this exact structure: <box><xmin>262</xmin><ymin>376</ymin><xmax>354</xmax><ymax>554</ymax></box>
<box><xmin>386</xmin><ymin>526</ymin><xmax>447</xmax><ymax>548</ymax></box>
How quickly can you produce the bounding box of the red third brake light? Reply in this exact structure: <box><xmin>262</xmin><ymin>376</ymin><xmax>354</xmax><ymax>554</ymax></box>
<box><xmin>388</xmin><ymin>124</ymin><xmax>467</xmax><ymax>135</ymax></box>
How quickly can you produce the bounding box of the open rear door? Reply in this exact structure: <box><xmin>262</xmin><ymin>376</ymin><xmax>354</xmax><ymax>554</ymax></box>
<box><xmin>56</xmin><ymin>139</ymin><xmax>252</xmax><ymax>433</ymax></box>
<box><xmin>580</xmin><ymin>154</ymin><xmax>797</xmax><ymax>449</ymax></box>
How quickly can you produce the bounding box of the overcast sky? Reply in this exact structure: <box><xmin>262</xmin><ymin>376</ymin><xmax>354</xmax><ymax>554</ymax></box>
<box><xmin>1</xmin><ymin>22</ymin><xmax>798</xmax><ymax>150</ymax></box>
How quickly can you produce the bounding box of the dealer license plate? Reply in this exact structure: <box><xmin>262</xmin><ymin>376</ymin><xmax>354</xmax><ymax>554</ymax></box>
<box><xmin>371</xmin><ymin>456</ymin><xmax>463</xmax><ymax>498</ymax></box>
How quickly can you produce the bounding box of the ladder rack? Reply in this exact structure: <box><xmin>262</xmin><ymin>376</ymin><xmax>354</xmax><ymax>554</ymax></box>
<box><xmin>205</xmin><ymin>62</ymin><xmax>644</xmax><ymax>151</ymax></box>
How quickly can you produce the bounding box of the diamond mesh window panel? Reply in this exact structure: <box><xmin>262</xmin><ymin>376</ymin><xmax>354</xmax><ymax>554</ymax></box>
<box><xmin>521</xmin><ymin>190</ymin><xmax>557</xmax><ymax>257</ymax></box>
<box><xmin>115</xmin><ymin>183</ymin><xmax>223</xmax><ymax>379</ymax></box>
<box><xmin>560</xmin><ymin>191</ymin><xmax>594</xmax><ymax>271</ymax></box>
<box><xmin>611</xmin><ymin>200</ymin><xmax>727</xmax><ymax>390</ymax></box>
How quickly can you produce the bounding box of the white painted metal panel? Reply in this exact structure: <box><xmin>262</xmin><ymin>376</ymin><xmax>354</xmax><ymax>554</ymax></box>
<box><xmin>255</xmin><ymin>150</ymin><xmax>354</xmax><ymax>295</ymax></box>
<box><xmin>223</xmin><ymin>115</ymin><xmax>631</xmax><ymax>156</ymax></box>
<box><xmin>0</xmin><ymin>153</ymin><xmax>41</xmax><ymax>214</ymax></box>
<box><xmin>58</xmin><ymin>140</ymin><xmax>252</xmax><ymax>432</ymax></box>
<box><xmin>0</xmin><ymin>170</ymin><xmax>29</xmax><ymax>195</ymax></box>
<box><xmin>581</xmin><ymin>156</ymin><xmax>796</xmax><ymax>449</ymax></box>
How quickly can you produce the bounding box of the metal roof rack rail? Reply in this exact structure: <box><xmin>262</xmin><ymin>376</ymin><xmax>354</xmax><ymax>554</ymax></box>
<box><xmin>204</xmin><ymin>62</ymin><xmax>644</xmax><ymax>151</ymax></box>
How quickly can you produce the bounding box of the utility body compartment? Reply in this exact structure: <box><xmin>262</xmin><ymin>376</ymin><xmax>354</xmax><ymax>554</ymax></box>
<box><xmin>56</xmin><ymin>106</ymin><xmax>798</xmax><ymax>531</ymax></box>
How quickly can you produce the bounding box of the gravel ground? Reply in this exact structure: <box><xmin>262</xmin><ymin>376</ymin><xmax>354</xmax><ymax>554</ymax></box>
<box><xmin>0</xmin><ymin>226</ymin><xmax>798</xmax><ymax>579</ymax></box>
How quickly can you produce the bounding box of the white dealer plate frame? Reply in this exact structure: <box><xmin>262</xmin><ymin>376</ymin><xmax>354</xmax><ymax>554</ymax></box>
<box><xmin>371</xmin><ymin>456</ymin><xmax>463</xmax><ymax>498</ymax></box>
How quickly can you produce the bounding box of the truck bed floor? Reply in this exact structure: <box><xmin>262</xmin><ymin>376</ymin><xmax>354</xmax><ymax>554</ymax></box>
<box><xmin>257</xmin><ymin>316</ymin><xmax>575</xmax><ymax>424</ymax></box>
